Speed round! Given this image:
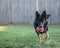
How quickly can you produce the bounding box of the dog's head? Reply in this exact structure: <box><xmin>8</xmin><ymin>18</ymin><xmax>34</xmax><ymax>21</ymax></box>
<box><xmin>35</xmin><ymin>10</ymin><xmax>50</xmax><ymax>28</ymax></box>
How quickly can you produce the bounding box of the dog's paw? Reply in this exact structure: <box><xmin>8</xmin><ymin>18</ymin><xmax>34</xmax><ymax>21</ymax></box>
<box><xmin>39</xmin><ymin>41</ymin><xmax>42</xmax><ymax>43</ymax></box>
<box><xmin>45</xmin><ymin>41</ymin><xmax>50</xmax><ymax>44</ymax></box>
<box><xmin>38</xmin><ymin>40</ymin><xmax>42</xmax><ymax>43</ymax></box>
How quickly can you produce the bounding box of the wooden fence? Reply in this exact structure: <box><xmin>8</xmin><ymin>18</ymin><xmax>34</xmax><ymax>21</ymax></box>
<box><xmin>0</xmin><ymin>0</ymin><xmax>60</xmax><ymax>24</ymax></box>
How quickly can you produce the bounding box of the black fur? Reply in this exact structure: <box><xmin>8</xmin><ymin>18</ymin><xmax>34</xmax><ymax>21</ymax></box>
<box><xmin>34</xmin><ymin>10</ymin><xmax>50</xmax><ymax>36</ymax></box>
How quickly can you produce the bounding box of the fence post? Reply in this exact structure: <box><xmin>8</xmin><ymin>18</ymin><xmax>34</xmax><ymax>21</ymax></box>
<box><xmin>36</xmin><ymin>0</ymin><xmax>39</xmax><ymax>11</ymax></box>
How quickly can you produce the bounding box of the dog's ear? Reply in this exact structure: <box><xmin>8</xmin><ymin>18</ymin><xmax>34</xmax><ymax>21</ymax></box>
<box><xmin>41</xmin><ymin>10</ymin><xmax>47</xmax><ymax>19</ymax></box>
<box><xmin>47</xmin><ymin>14</ymin><xmax>51</xmax><ymax>19</ymax></box>
<box><xmin>36</xmin><ymin>11</ymin><xmax>40</xmax><ymax>17</ymax></box>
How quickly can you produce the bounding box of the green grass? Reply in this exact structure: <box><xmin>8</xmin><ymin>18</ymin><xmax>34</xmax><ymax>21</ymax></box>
<box><xmin>0</xmin><ymin>24</ymin><xmax>60</xmax><ymax>47</ymax></box>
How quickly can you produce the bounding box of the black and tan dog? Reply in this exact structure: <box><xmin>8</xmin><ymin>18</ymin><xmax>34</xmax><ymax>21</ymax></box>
<box><xmin>34</xmin><ymin>10</ymin><xmax>50</xmax><ymax>42</ymax></box>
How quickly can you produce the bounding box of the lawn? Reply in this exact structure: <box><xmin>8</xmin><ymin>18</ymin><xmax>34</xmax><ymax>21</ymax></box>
<box><xmin>0</xmin><ymin>24</ymin><xmax>60</xmax><ymax>48</ymax></box>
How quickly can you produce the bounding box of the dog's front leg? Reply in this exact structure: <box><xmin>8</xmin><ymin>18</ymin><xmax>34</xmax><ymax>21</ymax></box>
<box><xmin>38</xmin><ymin>34</ymin><xmax>42</xmax><ymax>43</ymax></box>
<box><xmin>45</xmin><ymin>31</ymin><xmax>49</xmax><ymax>41</ymax></box>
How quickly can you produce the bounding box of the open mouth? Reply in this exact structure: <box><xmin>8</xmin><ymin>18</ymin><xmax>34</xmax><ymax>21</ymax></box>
<box><xmin>36</xmin><ymin>26</ymin><xmax>44</xmax><ymax>32</ymax></box>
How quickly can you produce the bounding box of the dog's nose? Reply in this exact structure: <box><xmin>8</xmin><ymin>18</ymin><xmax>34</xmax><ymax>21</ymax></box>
<box><xmin>39</xmin><ymin>26</ymin><xmax>42</xmax><ymax>27</ymax></box>
<box><xmin>39</xmin><ymin>24</ymin><xmax>43</xmax><ymax>27</ymax></box>
<box><xmin>39</xmin><ymin>22</ymin><xmax>44</xmax><ymax>27</ymax></box>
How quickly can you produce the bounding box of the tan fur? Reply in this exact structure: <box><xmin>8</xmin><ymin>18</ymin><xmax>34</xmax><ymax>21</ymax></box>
<box><xmin>38</xmin><ymin>31</ymin><xmax>49</xmax><ymax>43</ymax></box>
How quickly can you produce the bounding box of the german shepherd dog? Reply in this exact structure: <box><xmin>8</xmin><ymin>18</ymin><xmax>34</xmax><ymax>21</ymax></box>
<box><xmin>34</xmin><ymin>10</ymin><xmax>50</xmax><ymax>42</ymax></box>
